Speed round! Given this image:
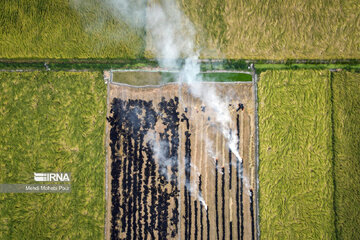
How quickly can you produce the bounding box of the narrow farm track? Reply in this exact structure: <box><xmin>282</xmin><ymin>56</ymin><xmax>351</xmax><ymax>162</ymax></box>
<box><xmin>106</xmin><ymin>82</ymin><xmax>257</xmax><ymax>240</ymax></box>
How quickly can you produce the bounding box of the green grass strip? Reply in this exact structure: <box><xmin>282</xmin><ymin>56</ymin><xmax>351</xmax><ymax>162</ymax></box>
<box><xmin>255</xmin><ymin>63</ymin><xmax>360</xmax><ymax>72</ymax></box>
<box><xmin>112</xmin><ymin>71</ymin><xmax>252</xmax><ymax>85</ymax></box>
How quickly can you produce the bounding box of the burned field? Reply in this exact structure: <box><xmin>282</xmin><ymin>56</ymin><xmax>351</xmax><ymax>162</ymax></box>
<box><xmin>106</xmin><ymin>81</ymin><xmax>257</xmax><ymax>239</ymax></box>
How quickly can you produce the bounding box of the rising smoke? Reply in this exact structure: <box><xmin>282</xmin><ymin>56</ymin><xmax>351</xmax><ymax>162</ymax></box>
<box><xmin>72</xmin><ymin>0</ymin><xmax>248</xmax><ymax>203</ymax></box>
<box><xmin>123</xmin><ymin>0</ymin><xmax>244</xmax><ymax>195</ymax></box>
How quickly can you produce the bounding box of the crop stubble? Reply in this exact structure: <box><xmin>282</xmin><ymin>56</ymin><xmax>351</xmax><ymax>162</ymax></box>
<box><xmin>106</xmin><ymin>81</ymin><xmax>257</xmax><ymax>239</ymax></box>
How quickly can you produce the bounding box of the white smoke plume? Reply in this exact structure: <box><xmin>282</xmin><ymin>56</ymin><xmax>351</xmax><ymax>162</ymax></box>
<box><xmin>126</xmin><ymin>0</ymin><xmax>243</xmax><ymax>194</ymax></box>
<box><xmin>73</xmin><ymin>0</ymin><xmax>250</xmax><ymax>201</ymax></box>
<box><xmin>152</xmin><ymin>139</ymin><xmax>177</xmax><ymax>180</ymax></box>
<box><xmin>187</xmin><ymin>163</ymin><xmax>208</xmax><ymax>210</ymax></box>
<box><xmin>185</xmin><ymin>181</ymin><xmax>208</xmax><ymax>210</ymax></box>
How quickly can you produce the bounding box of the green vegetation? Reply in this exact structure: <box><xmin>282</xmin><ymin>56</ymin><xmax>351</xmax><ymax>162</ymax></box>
<box><xmin>112</xmin><ymin>71</ymin><xmax>252</xmax><ymax>85</ymax></box>
<box><xmin>113</xmin><ymin>71</ymin><xmax>164</xmax><ymax>85</ymax></box>
<box><xmin>0</xmin><ymin>60</ymin><xmax>158</xmax><ymax>71</ymax></box>
<box><xmin>0</xmin><ymin>72</ymin><xmax>106</xmax><ymax>239</ymax></box>
<box><xmin>0</xmin><ymin>59</ymin><xmax>250</xmax><ymax>72</ymax></box>
<box><xmin>258</xmin><ymin>70</ymin><xmax>336</xmax><ymax>239</ymax></box>
<box><xmin>181</xmin><ymin>0</ymin><xmax>360</xmax><ymax>60</ymax></box>
<box><xmin>201</xmin><ymin>72</ymin><xmax>252</xmax><ymax>82</ymax></box>
<box><xmin>2</xmin><ymin>0</ymin><xmax>360</xmax><ymax>60</ymax></box>
<box><xmin>255</xmin><ymin>63</ymin><xmax>360</xmax><ymax>72</ymax></box>
<box><xmin>0</xmin><ymin>0</ymin><xmax>145</xmax><ymax>59</ymax></box>
<box><xmin>332</xmin><ymin>71</ymin><xmax>360</xmax><ymax>239</ymax></box>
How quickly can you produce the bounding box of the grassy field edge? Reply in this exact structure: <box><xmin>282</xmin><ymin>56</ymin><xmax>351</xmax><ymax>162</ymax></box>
<box><xmin>1</xmin><ymin>59</ymin><xmax>360</xmax><ymax>72</ymax></box>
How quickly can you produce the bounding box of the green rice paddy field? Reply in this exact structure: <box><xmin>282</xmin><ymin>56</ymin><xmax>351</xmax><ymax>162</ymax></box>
<box><xmin>258</xmin><ymin>70</ymin><xmax>335</xmax><ymax>239</ymax></box>
<box><xmin>181</xmin><ymin>0</ymin><xmax>360</xmax><ymax>60</ymax></box>
<box><xmin>0</xmin><ymin>0</ymin><xmax>145</xmax><ymax>59</ymax></box>
<box><xmin>0</xmin><ymin>71</ymin><xmax>107</xmax><ymax>239</ymax></box>
<box><xmin>258</xmin><ymin>70</ymin><xmax>360</xmax><ymax>239</ymax></box>
<box><xmin>332</xmin><ymin>71</ymin><xmax>360</xmax><ymax>240</ymax></box>
<box><xmin>1</xmin><ymin>0</ymin><xmax>359</xmax><ymax>60</ymax></box>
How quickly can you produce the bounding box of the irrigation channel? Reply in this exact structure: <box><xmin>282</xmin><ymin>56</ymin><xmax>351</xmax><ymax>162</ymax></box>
<box><xmin>105</xmin><ymin>70</ymin><xmax>259</xmax><ymax>240</ymax></box>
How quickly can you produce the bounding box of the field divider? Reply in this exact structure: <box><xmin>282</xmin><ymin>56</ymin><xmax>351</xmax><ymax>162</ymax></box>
<box><xmin>329</xmin><ymin>70</ymin><xmax>339</xmax><ymax>239</ymax></box>
<box><xmin>251</xmin><ymin>64</ymin><xmax>261</xmax><ymax>240</ymax></box>
<box><xmin>111</xmin><ymin>69</ymin><xmax>252</xmax><ymax>74</ymax></box>
<box><xmin>104</xmin><ymin>70</ymin><xmax>111</xmax><ymax>240</ymax></box>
